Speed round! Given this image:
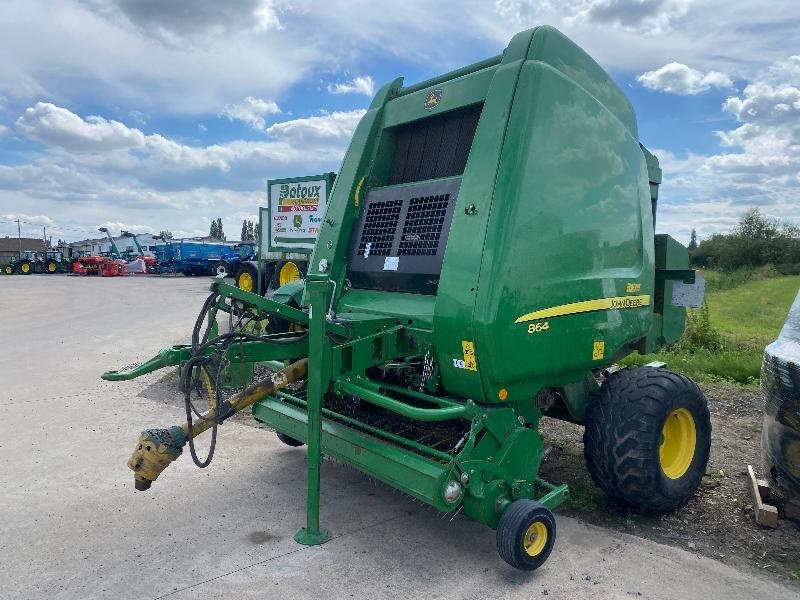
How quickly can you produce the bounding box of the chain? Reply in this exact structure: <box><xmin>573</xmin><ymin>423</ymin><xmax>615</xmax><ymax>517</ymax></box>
<box><xmin>419</xmin><ymin>349</ymin><xmax>434</xmax><ymax>391</ymax></box>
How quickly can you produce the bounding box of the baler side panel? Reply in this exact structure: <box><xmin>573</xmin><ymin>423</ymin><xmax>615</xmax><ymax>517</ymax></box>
<box><xmin>471</xmin><ymin>56</ymin><xmax>655</xmax><ymax>404</ymax></box>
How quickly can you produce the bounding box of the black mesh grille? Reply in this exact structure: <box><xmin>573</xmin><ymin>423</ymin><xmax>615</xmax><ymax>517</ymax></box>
<box><xmin>357</xmin><ymin>199</ymin><xmax>403</xmax><ymax>256</ymax></box>
<box><xmin>398</xmin><ymin>194</ymin><xmax>449</xmax><ymax>256</ymax></box>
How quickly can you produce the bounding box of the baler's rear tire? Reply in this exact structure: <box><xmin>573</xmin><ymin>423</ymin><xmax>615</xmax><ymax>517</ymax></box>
<box><xmin>583</xmin><ymin>367</ymin><xmax>711</xmax><ymax>512</ymax></box>
<box><xmin>496</xmin><ymin>500</ymin><xmax>556</xmax><ymax>571</ymax></box>
<box><xmin>276</xmin><ymin>432</ymin><xmax>304</xmax><ymax>447</ymax></box>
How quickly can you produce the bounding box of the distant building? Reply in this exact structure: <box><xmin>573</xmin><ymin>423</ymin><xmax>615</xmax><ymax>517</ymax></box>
<box><xmin>65</xmin><ymin>234</ymin><xmax>162</xmax><ymax>258</ymax></box>
<box><xmin>0</xmin><ymin>237</ymin><xmax>46</xmax><ymax>262</ymax></box>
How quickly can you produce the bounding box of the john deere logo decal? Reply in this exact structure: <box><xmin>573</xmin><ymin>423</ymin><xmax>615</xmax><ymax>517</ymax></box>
<box><xmin>424</xmin><ymin>89</ymin><xmax>442</xmax><ymax>110</ymax></box>
<box><xmin>293</xmin><ymin>214</ymin><xmax>303</xmax><ymax>228</ymax></box>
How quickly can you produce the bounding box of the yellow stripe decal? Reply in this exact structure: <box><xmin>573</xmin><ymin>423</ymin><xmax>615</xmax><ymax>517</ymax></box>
<box><xmin>515</xmin><ymin>295</ymin><xmax>651</xmax><ymax>324</ymax></box>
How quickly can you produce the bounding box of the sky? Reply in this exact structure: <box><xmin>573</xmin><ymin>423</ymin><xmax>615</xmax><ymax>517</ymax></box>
<box><xmin>0</xmin><ymin>0</ymin><xmax>798</xmax><ymax>244</ymax></box>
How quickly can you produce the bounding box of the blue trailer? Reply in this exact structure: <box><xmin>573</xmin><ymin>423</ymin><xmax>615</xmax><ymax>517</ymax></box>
<box><xmin>152</xmin><ymin>240</ymin><xmax>255</xmax><ymax>276</ymax></box>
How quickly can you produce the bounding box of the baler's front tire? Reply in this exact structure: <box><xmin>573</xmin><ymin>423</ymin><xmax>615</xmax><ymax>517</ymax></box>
<box><xmin>276</xmin><ymin>432</ymin><xmax>304</xmax><ymax>447</ymax></box>
<box><xmin>583</xmin><ymin>367</ymin><xmax>711</xmax><ymax>512</ymax></box>
<box><xmin>496</xmin><ymin>500</ymin><xmax>556</xmax><ymax>571</ymax></box>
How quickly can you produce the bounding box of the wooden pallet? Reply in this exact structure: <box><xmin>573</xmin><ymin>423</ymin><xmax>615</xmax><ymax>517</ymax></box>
<box><xmin>747</xmin><ymin>465</ymin><xmax>779</xmax><ymax>528</ymax></box>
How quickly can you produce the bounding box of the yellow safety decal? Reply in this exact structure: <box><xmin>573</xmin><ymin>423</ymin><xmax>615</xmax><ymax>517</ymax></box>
<box><xmin>461</xmin><ymin>341</ymin><xmax>478</xmax><ymax>371</ymax></box>
<box><xmin>515</xmin><ymin>295</ymin><xmax>650</xmax><ymax>324</ymax></box>
<box><xmin>353</xmin><ymin>176</ymin><xmax>365</xmax><ymax>208</ymax></box>
<box><xmin>592</xmin><ymin>341</ymin><xmax>605</xmax><ymax>361</ymax></box>
<box><xmin>626</xmin><ymin>282</ymin><xmax>642</xmax><ymax>293</ymax></box>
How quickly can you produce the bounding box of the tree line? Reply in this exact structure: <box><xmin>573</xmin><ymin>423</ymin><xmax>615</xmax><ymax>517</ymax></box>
<box><xmin>689</xmin><ymin>208</ymin><xmax>800</xmax><ymax>273</ymax></box>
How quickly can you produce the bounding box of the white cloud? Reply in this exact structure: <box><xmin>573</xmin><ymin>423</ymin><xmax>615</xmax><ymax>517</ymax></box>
<box><xmin>653</xmin><ymin>58</ymin><xmax>800</xmax><ymax>242</ymax></box>
<box><xmin>637</xmin><ymin>62</ymin><xmax>733</xmax><ymax>95</ymax></box>
<box><xmin>328</xmin><ymin>76</ymin><xmax>375</xmax><ymax>96</ymax></box>
<box><xmin>16</xmin><ymin>102</ymin><xmax>146</xmax><ymax>151</ymax></box>
<box><xmin>0</xmin><ymin>124</ymin><xmax>10</xmax><ymax>138</ymax></box>
<box><xmin>265</xmin><ymin>109</ymin><xmax>365</xmax><ymax>143</ymax></box>
<box><xmin>1</xmin><ymin>102</ymin><xmax>362</xmax><ymax>240</ymax></box>
<box><xmin>220</xmin><ymin>96</ymin><xmax>281</xmax><ymax>131</ymax></box>
<box><xmin>494</xmin><ymin>0</ymin><xmax>690</xmax><ymax>37</ymax></box>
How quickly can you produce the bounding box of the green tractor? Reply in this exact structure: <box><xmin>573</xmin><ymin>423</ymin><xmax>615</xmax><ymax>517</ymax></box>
<box><xmin>104</xmin><ymin>26</ymin><xmax>709</xmax><ymax>571</ymax></box>
<box><xmin>5</xmin><ymin>251</ymin><xmax>45</xmax><ymax>275</ymax></box>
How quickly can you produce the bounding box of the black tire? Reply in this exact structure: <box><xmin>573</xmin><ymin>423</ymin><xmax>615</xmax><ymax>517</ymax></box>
<box><xmin>273</xmin><ymin>260</ymin><xmax>304</xmax><ymax>288</ymax></box>
<box><xmin>276</xmin><ymin>432</ymin><xmax>304</xmax><ymax>447</ymax></box>
<box><xmin>583</xmin><ymin>367</ymin><xmax>711</xmax><ymax>512</ymax></box>
<box><xmin>213</xmin><ymin>261</ymin><xmax>229</xmax><ymax>276</ymax></box>
<box><xmin>44</xmin><ymin>259</ymin><xmax>58</xmax><ymax>274</ymax></box>
<box><xmin>17</xmin><ymin>260</ymin><xmax>32</xmax><ymax>275</ymax></box>
<box><xmin>496</xmin><ymin>500</ymin><xmax>556</xmax><ymax>571</ymax></box>
<box><xmin>182</xmin><ymin>268</ymin><xmax>193</xmax><ymax>276</ymax></box>
<box><xmin>235</xmin><ymin>263</ymin><xmax>259</xmax><ymax>294</ymax></box>
<box><xmin>3</xmin><ymin>264</ymin><xmax>13</xmax><ymax>275</ymax></box>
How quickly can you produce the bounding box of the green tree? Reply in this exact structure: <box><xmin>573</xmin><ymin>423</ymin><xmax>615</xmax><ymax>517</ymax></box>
<box><xmin>688</xmin><ymin>228</ymin><xmax>697</xmax><ymax>252</ymax></box>
<box><xmin>735</xmin><ymin>208</ymin><xmax>778</xmax><ymax>240</ymax></box>
<box><xmin>240</xmin><ymin>219</ymin><xmax>256</xmax><ymax>241</ymax></box>
<box><xmin>209</xmin><ymin>218</ymin><xmax>225</xmax><ymax>240</ymax></box>
<box><xmin>158</xmin><ymin>230</ymin><xmax>174</xmax><ymax>240</ymax></box>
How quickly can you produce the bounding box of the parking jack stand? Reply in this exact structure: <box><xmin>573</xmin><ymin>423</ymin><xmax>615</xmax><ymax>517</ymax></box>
<box><xmin>294</xmin><ymin>275</ymin><xmax>331</xmax><ymax>546</ymax></box>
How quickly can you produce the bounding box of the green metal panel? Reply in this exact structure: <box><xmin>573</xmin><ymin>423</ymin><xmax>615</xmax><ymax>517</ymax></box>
<box><xmin>252</xmin><ymin>397</ymin><xmax>451</xmax><ymax>511</ymax></box>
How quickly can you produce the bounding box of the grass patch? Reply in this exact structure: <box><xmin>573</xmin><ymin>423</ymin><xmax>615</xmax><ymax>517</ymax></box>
<box><xmin>624</xmin><ymin>273</ymin><xmax>799</xmax><ymax>385</ymax></box>
<box><xmin>622</xmin><ymin>348</ymin><xmax>762</xmax><ymax>385</ymax></box>
<box><xmin>564</xmin><ymin>482</ymin><xmax>606</xmax><ymax>511</ymax></box>
<box><xmin>706</xmin><ymin>273</ymin><xmax>800</xmax><ymax>348</ymax></box>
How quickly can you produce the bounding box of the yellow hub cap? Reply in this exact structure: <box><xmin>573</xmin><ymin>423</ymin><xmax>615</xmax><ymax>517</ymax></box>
<box><xmin>48</xmin><ymin>263</ymin><xmax>56</xmax><ymax>272</ymax></box>
<box><xmin>21</xmin><ymin>263</ymin><xmax>30</xmax><ymax>273</ymax></box>
<box><xmin>238</xmin><ymin>271</ymin><xmax>254</xmax><ymax>292</ymax></box>
<box><xmin>659</xmin><ymin>408</ymin><xmax>696</xmax><ymax>479</ymax></box>
<box><xmin>523</xmin><ymin>521</ymin><xmax>548</xmax><ymax>557</ymax></box>
<box><xmin>279</xmin><ymin>261</ymin><xmax>301</xmax><ymax>286</ymax></box>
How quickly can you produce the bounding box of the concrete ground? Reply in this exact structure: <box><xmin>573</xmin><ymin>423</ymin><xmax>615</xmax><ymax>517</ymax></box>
<box><xmin>0</xmin><ymin>275</ymin><xmax>796</xmax><ymax>600</ymax></box>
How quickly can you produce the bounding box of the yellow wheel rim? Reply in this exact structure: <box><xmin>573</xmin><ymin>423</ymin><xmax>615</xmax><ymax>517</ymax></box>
<box><xmin>522</xmin><ymin>521</ymin><xmax>547</xmax><ymax>556</ymax></box>
<box><xmin>659</xmin><ymin>408</ymin><xmax>697</xmax><ymax>479</ymax></box>
<box><xmin>48</xmin><ymin>262</ymin><xmax>56</xmax><ymax>272</ymax></box>
<box><xmin>4</xmin><ymin>266</ymin><xmax>11</xmax><ymax>274</ymax></box>
<box><xmin>238</xmin><ymin>271</ymin><xmax>254</xmax><ymax>292</ymax></box>
<box><xmin>21</xmin><ymin>263</ymin><xmax>30</xmax><ymax>273</ymax></box>
<box><xmin>523</xmin><ymin>521</ymin><xmax>548</xmax><ymax>557</ymax></box>
<box><xmin>279</xmin><ymin>261</ymin><xmax>301</xmax><ymax>286</ymax></box>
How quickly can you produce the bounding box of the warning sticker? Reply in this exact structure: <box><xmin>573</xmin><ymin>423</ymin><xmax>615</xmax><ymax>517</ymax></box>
<box><xmin>461</xmin><ymin>340</ymin><xmax>478</xmax><ymax>371</ymax></box>
<box><xmin>592</xmin><ymin>341</ymin><xmax>605</xmax><ymax>361</ymax></box>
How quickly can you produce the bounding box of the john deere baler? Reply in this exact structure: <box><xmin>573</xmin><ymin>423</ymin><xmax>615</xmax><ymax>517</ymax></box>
<box><xmin>105</xmin><ymin>25</ymin><xmax>709</xmax><ymax>571</ymax></box>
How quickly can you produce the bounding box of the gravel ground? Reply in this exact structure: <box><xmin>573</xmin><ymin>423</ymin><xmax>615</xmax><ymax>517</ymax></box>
<box><xmin>538</xmin><ymin>382</ymin><xmax>800</xmax><ymax>588</ymax></box>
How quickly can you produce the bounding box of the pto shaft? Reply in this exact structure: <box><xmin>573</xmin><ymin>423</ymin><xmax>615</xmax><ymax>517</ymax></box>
<box><xmin>127</xmin><ymin>358</ymin><xmax>308</xmax><ymax>490</ymax></box>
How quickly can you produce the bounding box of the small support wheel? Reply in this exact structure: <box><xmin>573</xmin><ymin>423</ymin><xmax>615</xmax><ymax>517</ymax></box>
<box><xmin>496</xmin><ymin>500</ymin><xmax>556</xmax><ymax>571</ymax></box>
<box><xmin>276</xmin><ymin>432</ymin><xmax>304</xmax><ymax>447</ymax></box>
